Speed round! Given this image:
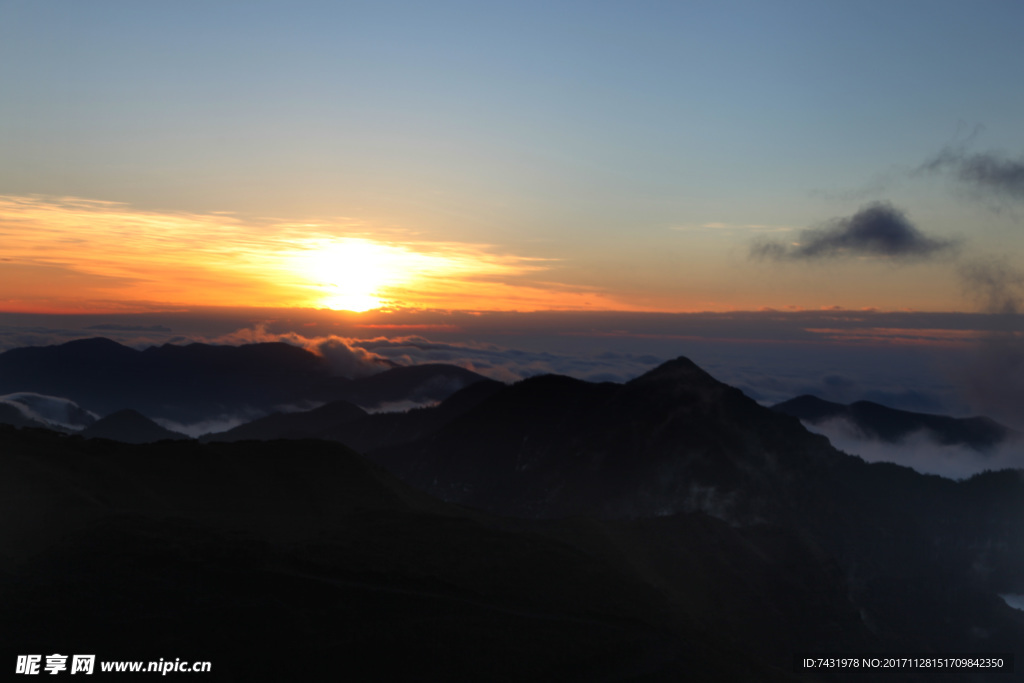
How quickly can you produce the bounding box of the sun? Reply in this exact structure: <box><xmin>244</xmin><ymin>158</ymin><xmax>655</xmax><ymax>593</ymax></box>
<box><xmin>296</xmin><ymin>238</ymin><xmax>415</xmax><ymax>312</ymax></box>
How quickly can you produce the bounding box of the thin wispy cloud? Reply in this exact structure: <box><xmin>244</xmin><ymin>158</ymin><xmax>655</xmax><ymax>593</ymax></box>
<box><xmin>960</xmin><ymin>257</ymin><xmax>1024</xmax><ymax>316</ymax></box>
<box><xmin>751</xmin><ymin>202</ymin><xmax>958</xmax><ymax>261</ymax></box>
<box><xmin>919</xmin><ymin>147</ymin><xmax>1024</xmax><ymax>201</ymax></box>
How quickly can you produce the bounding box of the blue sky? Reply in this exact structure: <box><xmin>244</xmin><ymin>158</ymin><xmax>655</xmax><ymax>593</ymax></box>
<box><xmin>3</xmin><ymin>0</ymin><xmax>1023</xmax><ymax>314</ymax></box>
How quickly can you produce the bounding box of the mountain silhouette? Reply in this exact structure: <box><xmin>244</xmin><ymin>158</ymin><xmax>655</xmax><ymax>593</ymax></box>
<box><xmin>204</xmin><ymin>378</ymin><xmax>505</xmax><ymax>452</ymax></box>
<box><xmin>0</xmin><ymin>402</ymin><xmax>51</xmax><ymax>430</ymax></box>
<box><xmin>0</xmin><ymin>338</ymin><xmax>487</xmax><ymax>424</ymax></box>
<box><xmin>81</xmin><ymin>409</ymin><xmax>190</xmax><ymax>443</ymax></box>
<box><xmin>0</xmin><ymin>426</ymin><xmax>807</xmax><ymax>681</ymax></box>
<box><xmin>202</xmin><ymin>399</ymin><xmax>368</xmax><ymax>442</ymax></box>
<box><xmin>773</xmin><ymin>394</ymin><xmax>1017</xmax><ymax>450</ymax></box>
<box><xmin>3</xmin><ymin>354</ymin><xmax>1024</xmax><ymax>680</ymax></box>
<box><xmin>372</xmin><ymin>357</ymin><xmax>845</xmax><ymax>518</ymax></box>
<box><xmin>363</xmin><ymin>357</ymin><xmax>1024</xmax><ymax>671</ymax></box>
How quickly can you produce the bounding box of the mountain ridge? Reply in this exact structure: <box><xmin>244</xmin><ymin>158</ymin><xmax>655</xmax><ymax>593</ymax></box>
<box><xmin>773</xmin><ymin>393</ymin><xmax>1018</xmax><ymax>451</ymax></box>
<box><xmin>0</xmin><ymin>337</ymin><xmax>488</xmax><ymax>425</ymax></box>
<box><xmin>2</xmin><ymin>354</ymin><xmax>1024</xmax><ymax>679</ymax></box>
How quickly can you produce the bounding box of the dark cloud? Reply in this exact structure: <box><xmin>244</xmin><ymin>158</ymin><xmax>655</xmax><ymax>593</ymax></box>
<box><xmin>751</xmin><ymin>202</ymin><xmax>958</xmax><ymax>261</ymax></box>
<box><xmin>920</xmin><ymin>147</ymin><xmax>1024</xmax><ymax>200</ymax></box>
<box><xmin>954</xmin><ymin>259</ymin><xmax>1024</xmax><ymax>430</ymax></box>
<box><xmin>960</xmin><ymin>257</ymin><xmax>1024</xmax><ymax>316</ymax></box>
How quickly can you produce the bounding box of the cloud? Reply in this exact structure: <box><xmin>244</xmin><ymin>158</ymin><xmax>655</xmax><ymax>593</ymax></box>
<box><xmin>920</xmin><ymin>147</ymin><xmax>1024</xmax><ymax>200</ymax></box>
<box><xmin>4</xmin><ymin>308</ymin><xmax>1017</xmax><ymax>425</ymax></box>
<box><xmin>348</xmin><ymin>336</ymin><xmax>664</xmax><ymax>383</ymax></box>
<box><xmin>960</xmin><ymin>257</ymin><xmax>1024</xmax><ymax>316</ymax></box>
<box><xmin>1002</xmin><ymin>595</ymin><xmax>1024</xmax><ymax>611</ymax></box>
<box><xmin>953</xmin><ymin>258</ymin><xmax>1024</xmax><ymax>430</ymax></box>
<box><xmin>211</xmin><ymin>324</ymin><xmax>391</xmax><ymax>378</ymax></box>
<box><xmin>804</xmin><ymin>417</ymin><xmax>1024</xmax><ymax>480</ymax></box>
<box><xmin>192</xmin><ymin>326</ymin><xmax>664</xmax><ymax>385</ymax></box>
<box><xmin>208</xmin><ymin>324</ymin><xmax>664</xmax><ymax>383</ymax></box>
<box><xmin>751</xmin><ymin>202</ymin><xmax>958</xmax><ymax>261</ymax></box>
<box><xmin>0</xmin><ymin>392</ymin><xmax>98</xmax><ymax>430</ymax></box>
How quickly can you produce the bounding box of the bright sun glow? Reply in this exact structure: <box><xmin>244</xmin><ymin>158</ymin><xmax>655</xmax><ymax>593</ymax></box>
<box><xmin>295</xmin><ymin>238</ymin><xmax>427</xmax><ymax>312</ymax></box>
<box><xmin>0</xmin><ymin>195</ymin><xmax>638</xmax><ymax>314</ymax></box>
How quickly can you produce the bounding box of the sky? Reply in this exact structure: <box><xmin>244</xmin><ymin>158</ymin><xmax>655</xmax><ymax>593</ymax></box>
<box><xmin>3</xmin><ymin>0</ymin><xmax>1024</xmax><ymax>431</ymax></box>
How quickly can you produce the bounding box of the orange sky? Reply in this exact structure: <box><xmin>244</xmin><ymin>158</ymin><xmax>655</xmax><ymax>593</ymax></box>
<box><xmin>1</xmin><ymin>193</ymin><xmax>978</xmax><ymax>316</ymax></box>
<box><xmin>0</xmin><ymin>195</ymin><xmax>639</xmax><ymax>314</ymax></box>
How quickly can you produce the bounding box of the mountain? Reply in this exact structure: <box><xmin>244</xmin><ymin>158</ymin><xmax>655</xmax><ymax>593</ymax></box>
<box><xmin>372</xmin><ymin>357</ymin><xmax>846</xmax><ymax>519</ymax></box>
<box><xmin>81</xmin><ymin>409</ymin><xmax>190</xmax><ymax>443</ymax></box>
<box><xmin>204</xmin><ymin>378</ymin><xmax>505</xmax><ymax>452</ymax></box>
<box><xmin>334</xmin><ymin>363</ymin><xmax>494</xmax><ymax>407</ymax></box>
<box><xmin>0</xmin><ymin>426</ymin><xmax>804</xmax><ymax>682</ymax></box>
<box><xmin>363</xmin><ymin>357</ymin><xmax>1024</xmax><ymax>672</ymax></box>
<box><xmin>772</xmin><ymin>394</ymin><xmax>1017</xmax><ymax>450</ymax></box>
<box><xmin>0</xmin><ymin>402</ymin><xmax>51</xmax><ymax>430</ymax></box>
<box><xmin>5</xmin><ymin>356</ymin><xmax>1024</xmax><ymax>679</ymax></box>
<box><xmin>0</xmin><ymin>338</ymin><xmax>488</xmax><ymax>424</ymax></box>
<box><xmin>202</xmin><ymin>399</ymin><xmax>368</xmax><ymax>442</ymax></box>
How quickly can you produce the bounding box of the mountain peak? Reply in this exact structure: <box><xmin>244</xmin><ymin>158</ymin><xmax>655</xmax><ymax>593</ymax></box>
<box><xmin>628</xmin><ymin>356</ymin><xmax>719</xmax><ymax>388</ymax></box>
<box><xmin>772</xmin><ymin>395</ymin><xmax>845</xmax><ymax>421</ymax></box>
<box><xmin>83</xmin><ymin>409</ymin><xmax>189</xmax><ymax>444</ymax></box>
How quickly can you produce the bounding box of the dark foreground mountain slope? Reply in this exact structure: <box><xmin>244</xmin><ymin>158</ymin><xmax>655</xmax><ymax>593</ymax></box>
<box><xmin>0</xmin><ymin>338</ymin><xmax>487</xmax><ymax>424</ymax></box>
<box><xmin>0</xmin><ymin>427</ymin><xmax>807</xmax><ymax>682</ymax></box>
<box><xmin>366</xmin><ymin>358</ymin><xmax>1024</xmax><ymax>672</ymax></box>
<box><xmin>1</xmin><ymin>424</ymin><xmax>1020</xmax><ymax>681</ymax></box>
<box><xmin>4</xmin><ymin>356</ymin><xmax>1024</xmax><ymax>680</ymax></box>
<box><xmin>773</xmin><ymin>394</ymin><xmax>1017</xmax><ymax>451</ymax></box>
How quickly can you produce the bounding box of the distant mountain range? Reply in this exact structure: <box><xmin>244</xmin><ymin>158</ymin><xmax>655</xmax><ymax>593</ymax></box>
<box><xmin>0</xmin><ymin>338</ymin><xmax>487</xmax><ymax>424</ymax></box>
<box><xmin>2</xmin><ymin>347</ymin><xmax>1024</xmax><ymax>679</ymax></box>
<box><xmin>202</xmin><ymin>379</ymin><xmax>505</xmax><ymax>452</ymax></box>
<box><xmin>772</xmin><ymin>394</ymin><xmax>1018</xmax><ymax>451</ymax></box>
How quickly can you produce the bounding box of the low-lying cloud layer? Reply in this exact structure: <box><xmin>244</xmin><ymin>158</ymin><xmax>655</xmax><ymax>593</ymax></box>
<box><xmin>751</xmin><ymin>202</ymin><xmax>957</xmax><ymax>261</ymax></box>
<box><xmin>216</xmin><ymin>324</ymin><xmax>391</xmax><ymax>379</ymax></box>
<box><xmin>3</xmin><ymin>307</ymin><xmax>1011</xmax><ymax>421</ymax></box>
<box><xmin>214</xmin><ymin>326</ymin><xmax>665</xmax><ymax>384</ymax></box>
<box><xmin>0</xmin><ymin>392</ymin><xmax>98</xmax><ymax>430</ymax></box>
<box><xmin>804</xmin><ymin>417</ymin><xmax>1024</xmax><ymax>480</ymax></box>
